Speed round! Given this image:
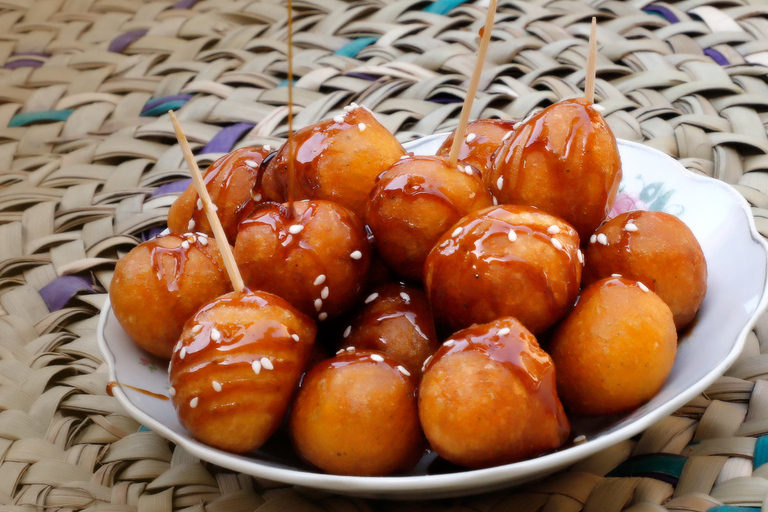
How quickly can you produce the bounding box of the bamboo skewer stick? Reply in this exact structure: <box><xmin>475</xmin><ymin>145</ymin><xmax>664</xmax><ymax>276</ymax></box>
<box><xmin>169</xmin><ymin>110</ymin><xmax>246</xmax><ymax>293</ymax></box>
<box><xmin>584</xmin><ymin>17</ymin><xmax>597</xmax><ymax>104</ymax></box>
<box><xmin>286</xmin><ymin>0</ymin><xmax>296</xmax><ymax>217</ymax></box>
<box><xmin>447</xmin><ymin>0</ymin><xmax>497</xmax><ymax>167</ymax></box>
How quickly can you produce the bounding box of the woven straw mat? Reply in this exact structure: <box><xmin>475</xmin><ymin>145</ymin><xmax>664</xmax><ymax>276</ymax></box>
<box><xmin>2</xmin><ymin>0</ymin><xmax>768</xmax><ymax>510</ymax></box>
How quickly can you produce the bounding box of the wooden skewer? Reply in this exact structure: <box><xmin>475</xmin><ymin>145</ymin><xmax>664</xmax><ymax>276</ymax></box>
<box><xmin>286</xmin><ymin>0</ymin><xmax>296</xmax><ymax>218</ymax></box>
<box><xmin>584</xmin><ymin>17</ymin><xmax>597</xmax><ymax>104</ymax></box>
<box><xmin>169</xmin><ymin>110</ymin><xmax>245</xmax><ymax>294</ymax></box>
<box><xmin>447</xmin><ymin>0</ymin><xmax>497</xmax><ymax>167</ymax></box>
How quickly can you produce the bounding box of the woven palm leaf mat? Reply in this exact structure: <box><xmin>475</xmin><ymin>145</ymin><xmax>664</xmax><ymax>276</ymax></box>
<box><xmin>1</xmin><ymin>0</ymin><xmax>768</xmax><ymax>510</ymax></box>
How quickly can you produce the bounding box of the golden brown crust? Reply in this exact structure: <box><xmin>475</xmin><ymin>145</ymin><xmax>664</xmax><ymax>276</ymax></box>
<box><xmin>582</xmin><ymin>210</ymin><xmax>707</xmax><ymax>330</ymax></box>
<box><xmin>366</xmin><ymin>155</ymin><xmax>494</xmax><ymax>281</ymax></box>
<box><xmin>425</xmin><ymin>204</ymin><xmax>582</xmax><ymax>334</ymax></box>
<box><xmin>487</xmin><ymin>98</ymin><xmax>622</xmax><ymax>239</ymax></box>
<box><xmin>289</xmin><ymin>350</ymin><xmax>425</xmax><ymax>476</ymax></box>
<box><xmin>419</xmin><ymin>317</ymin><xmax>569</xmax><ymax>468</ymax></box>
<box><xmin>109</xmin><ymin>233</ymin><xmax>229</xmax><ymax>359</ymax></box>
<box><xmin>550</xmin><ymin>277</ymin><xmax>677</xmax><ymax>416</ymax></box>
<box><xmin>169</xmin><ymin>290</ymin><xmax>316</xmax><ymax>454</ymax></box>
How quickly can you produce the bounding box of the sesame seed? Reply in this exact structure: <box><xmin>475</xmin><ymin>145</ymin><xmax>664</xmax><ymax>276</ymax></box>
<box><xmin>370</xmin><ymin>354</ymin><xmax>384</xmax><ymax>362</ymax></box>
<box><xmin>464</xmin><ymin>165</ymin><xmax>473</xmax><ymax>175</ymax></box>
<box><xmin>592</xmin><ymin>104</ymin><xmax>605</xmax><ymax>113</ymax></box>
<box><xmin>496</xmin><ymin>177</ymin><xmax>504</xmax><ymax>190</ymax></box>
<box><xmin>252</xmin><ymin>360</ymin><xmax>261</xmax><ymax>374</ymax></box>
<box><xmin>444</xmin><ymin>340</ymin><xmax>455</xmax><ymax>347</ymax></box>
<box><xmin>358</xmin><ymin>123</ymin><xmax>366</xmax><ymax>132</ymax></box>
<box><xmin>346</xmin><ymin>346</ymin><xmax>355</xmax><ymax>351</ymax></box>
<box><xmin>551</xmin><ymin>238</ymin><xmax>563</xmax><ymax>250</ymax></box>
<box><xmin>211</xmin><ymin>204</ymin><xmax>218</xmax><ymax>212</ymax></box>
<box><xmin>637</xmin><ymin>282</ymin><xmax>650</xmax><ymax>292</ymax></box>
<box><xmin>498</xmin><ymin>327</ymin><xmax>511</xmax><ymax>336</ymax></box>
<box><xmin>512</xmin><ymin>122</ymin><xmax>521</xmax><ymax>129</ymax></box>
<box><xmin>365</xmin><ymin>293</ymin><xmax>379</xmax><ymax>304</ymax></box>
<box><xmin>169</xmin><ymin>387</ymin><xmax>176</xmax><ymax>396</ymax></box>
<box><xmin>191</xmin><ymin>324</ymin><xmax>202</xmax><ymax>334</ymax></box>
<box><xmin>292</xmin><ymin>334</ymin><xmax>300</xmax><ymax>341</ymax></box>
<box><xmin>597</xmin><ymin>233</ymin><xmax>608</xmax><ymax>245</ymax></box>
<box><xmin>350</xmin><ymin>250</ymin><xmax>362</xmax><ymax>260</ymax></box>
<box><xmin>210</xmin><ymin>328</ymin><xmax>221</xmax><ymax>341</ymax></box>
<box><xmin>198</xmin><ymin>237</ymin><xmax>208</xmax><ymax>246</ymax></box>
<box><xmin>288</xmin><ymin>224</ymin><xmax>304</xmax><ymax>235</ymax></box>
<box><xmin>451</xmin><ymin>227</ymin><xmax>463</xmax><ymax>237</ymax></box>
<box><xmin>590</xmin><ymin>234</ymin><xmax>597</xmax><ymax>244</ymax></box>
<box><xmin>252</xmin><ymin>192</ymin><xmax>262</xmax><ymax>202</ymax></box>
<box><xmin>212</xmin><ymin>381</ymin><xmax>222</xmax><ymax>392</ymax></box>
<box><xmin>397</xmin><ymin>365</ymin><xmax>411</xmax><ymax>376</ymax></box>
<box><xmin>336</xmin><ymin>349</ymin><xmax>344</xmax><ymax>355</ymax></box>
<box><xmin>577</xmin><ymin>249</ymin><xmax>584</xmax><ymax>264</ymax></box>
<box><xmin>261</xmin><ymin>357</ymin><xmax>273</xmax><ymax>370</ymax></box>
<box><xmin>314</xmin><ymin>299</ymin><xmax>323</xmax><ymax>311</ymax></box>
<box><xmin>333</xmin><ymin>115</ymin><xmax>345</xmax><ymax>123</ymax></box>
<box><xmin>508</xmin><ymin>230</ymin><xmax>517</xmax><ymax>242</ymax></box>
<box><xmin>314</xmin><ymin>274</ymin><xmax>326</xmax><ymax>286</ymax></box>
<box><xmin>321</xmin><ymin>286</ymin><xmax>329</xmax><ymax>299</ymax></box>
<box><xmin>245</xmin><ymin>159</ymin><xmax>259</xmax><ymax>168</ymax></box>
<box><xmin>196</xmin><ymin>198</ymin><xmax>203</xmax><ymax>210</ymax></box>
<box><xmin>264</xmin><ymin>145</ymin><xmax>271</xmax><ymax>152</ymax></box>
<box><xmin>502</xmin><ymin>130</ymin><xmax>513</xmax><ymax>141</ymax></box>
<box><xmin>174</xmin><ymin>340</ymin><xmax>182</xmax><ymax>352</ymax></box>
<box><xmin>574</xmin><ymin>435</ymin><xmax>587</xmax><ymax>444</ymax></box>
<box><xmin>343</xmin><ymin>326</ymin><xmax>351</xmax><ymax>338</ymax></box>
<box><xmin>624</xmin><ymin>223</ymin><xmax>638</xmax><ymax>232</ymax></box>
<box><xmin>547</xmin><ymin>225</ymin><xmax>560</xmax><ymax>234</ymax></box>
<box><xmin>181</xmin><ymin>241</ymin><xmax>190</xmax><ymax>250</ymax></box>
<box><xmin>350</xmin><ymin>102</ymin><xmax>359</xmax><ymax>109</ymax></box>
<box><xmin>423</xmin><ymin>355</ymin><xmax>433</xmax><ymax>370</ymax></box>
<box><xmin>611</xmin><ymin>273</ymin><xmax>622</xmax><ymax>277</ymax></box>
<box><xmin>493</xmin><ymin>196</ymin><xmax>498</xmax><ymax>205</ymax></box>
<box><xmin>318</xmin><ymin>312</ymin><xmax>328</xmax><ymax>321</ymax></box>
<box><xmin>400</xmin><ymin>292</ymin><xmax>410</xmax><ymax>301</ymax></box>
<box><xmin>466</xmin><ymin>133</ymin><xmax>476</xmax><ymax>143</ymax></box>
<box><xmin>343</xmin><ymin>105</ymin><xmax>353</xmax><ymax>112</ymax></box>
<box><xmin>179</xmin><ymin>347</ymin><xmax>186</xmax><ymax>359</ymax></box>
<box><xmin>190</xmin><ymin>397</ymin><xmax>198</xmax><ymax>408</ymax></box>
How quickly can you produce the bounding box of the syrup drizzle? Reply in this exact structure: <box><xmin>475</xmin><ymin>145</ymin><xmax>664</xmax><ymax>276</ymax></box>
<box><xmin>107</xmin><ymin>381</ymin><xmax>170</xmax><ymax>401</ymax></box>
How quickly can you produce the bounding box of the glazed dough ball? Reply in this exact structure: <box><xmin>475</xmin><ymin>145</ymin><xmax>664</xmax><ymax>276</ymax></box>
<box><xmin>170</xmin><ymin>290</ymin><xmax>316</xmax><ymax>453</ymax></box>
<box><xmin>260</xmin><ymin>105</ymin><xmax>406</xmax><ymax>220</ymax></box>
<box><xmin>109</xmin><ymin>232</ymin><xmax>229</xmax><ymax>359</ymax></box>
<box><xmin>487</xmin><ymin>98</ymin><xmax>622</xmax><ymax>239</ymax></box>
<box><xmin>582</xmin><ymin>210</ymin><xmax>707</xmax><ymax>330</ymax></box>
<box><xmin>419</xmin><ymin>317</ymin><xmax>570</xmax><ymax>468</ymax></box>
<box><xmin>289</xmin><ymin>350</ymin><xmax>425</xmax><ymax>476</ymax></box>
<box><xmin>425</xmin><ymin>205</ymin><xmax>582</xmax><ymax>335</ymax></box>
<box><xmin>340</xmin><ymin>282</ymin><xmax>438</xmax><ymax>377</ymax></box>
<box><xmin>168</xmin><ymin>146</ymin><xmax>272</xmax><ymax>245</ymax></box>
<box><xmin>234</xmin><ymin>199</ymin><xmax>371</xmax><ymax>322</ymax></box>
<box><xmin>550</xmin><ymin>277</ymin><xmax>677</xmax><ymax>417</ymax></box>
<box><xmin>436</xmin><ymin>119</ymin><xmax>518</xmax><ymax>176</ymax></box>
<box><xmin>366</xmin><ymin>155</ymin><xmax>494</xmax><ymax>281</ymax></box>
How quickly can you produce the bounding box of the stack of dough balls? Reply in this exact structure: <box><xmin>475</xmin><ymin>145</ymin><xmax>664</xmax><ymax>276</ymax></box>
<box><xmin>107</xmin><ymin>97</ymin><xmax>707</xmax><ymax>478</ymax></box>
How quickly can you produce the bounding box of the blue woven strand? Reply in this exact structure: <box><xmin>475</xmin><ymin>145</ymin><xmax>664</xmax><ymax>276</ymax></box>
<box><xmin>423</xmin><ymin>0</ymin><xmax>469</xmax><ymax>15</ymax></box>
<box><xmin>753</xmin><ymin>435</ymin><xmax>768</xmax><ymax>469</ymax></box>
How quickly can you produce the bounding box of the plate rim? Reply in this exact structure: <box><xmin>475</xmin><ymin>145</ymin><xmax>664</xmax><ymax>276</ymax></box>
<box><xmin>97</xmin><ymin>136</ymin><xmax>768</xmax><ymax>497</ymax></box>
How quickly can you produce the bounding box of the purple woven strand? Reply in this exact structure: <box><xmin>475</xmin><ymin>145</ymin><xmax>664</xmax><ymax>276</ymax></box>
<box><xmin>39</xmin><ymin>276</ymin><xmax>96</xmax><ymax>312</ymax></box>
<box><xmin>109</xmin><ymin>30</ymin><xmax>149</xmax><ymax>53</ymax></box>
<box><xmin>704</xmin><ymin>48</ymin><xmax>729</xmax><ymax>65</ymax></box>
<box><xmin>141</xmin><ymin>94</ymin><xmax>194</xmax><ymax>115</ymax></box>
<box><xmin>201</xmin><ymin>123</ymin><xmax>255</xmax><ymax>154</ymax></box>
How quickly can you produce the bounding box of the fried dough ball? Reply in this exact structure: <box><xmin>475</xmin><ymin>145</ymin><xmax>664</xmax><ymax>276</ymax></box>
<box><xmin>169</xmin><ymin>290</ymin><xmax>316</xmax><ymax>453</ymax></box>
<box><xmin>487</xmin><ymin>98</ymin><xmax>622</xmax><ymax>239</ymax></box>
<box><xmin>425</xmin><ymin>205</ymin><xmax>582</xmax><ymax>335</ymax></box>
<box><xmin>365</xmin><ymin>156</ymin><xmax>494</xmax><ymax>281</ymax></box>
<box><xmin>168</xmin><ymin>146</ymin><xmax>272</xmax><ymax>245</ymax></box>
<box><xmin>583</xmin><ymin>210</ymin><xmax>707</xmax><ymax>330</ymax></box>
<box><xmin>340</xmin><ymin>282</ymin><xmax>438</xmax><ymax>377</ymax></box>
<box><xmin>550</xmin><ymin>277</ymin><xmax>677</xmax><ymax>416</ymax></box>
<box><xmin>109</xmin><ymin>233</ymin><xmax>228</xmax><ymax>359</ymax></box>
<box><xmin>289</xmin><ymin>350</ymin><xmax>425</xmax><ymax>476</ymax></box>
<box><xmin>436</xmin><ymin>119</ymin><xmax>518</xmax><ymax>176</ymax></box>
<box><xmin>419</xmin><ymin>317</ymin><xmax>569</xmax><ymax>468</ymax></box>
<box><xmin>234</xmin><ymin>200</ymin><xmax>371</xmax><ymax>322</ymax></box>
<box><xmin>261</xmin><ymin>105</ymin><xmax>406</xmax><ymax>220</ymax></box>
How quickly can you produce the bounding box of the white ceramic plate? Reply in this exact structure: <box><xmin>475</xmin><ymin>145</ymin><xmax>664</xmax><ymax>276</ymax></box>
<box><xmin>98</xmin><ymin>136</ymin><xmax>768</xmax><ymax>500</ymax></box>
